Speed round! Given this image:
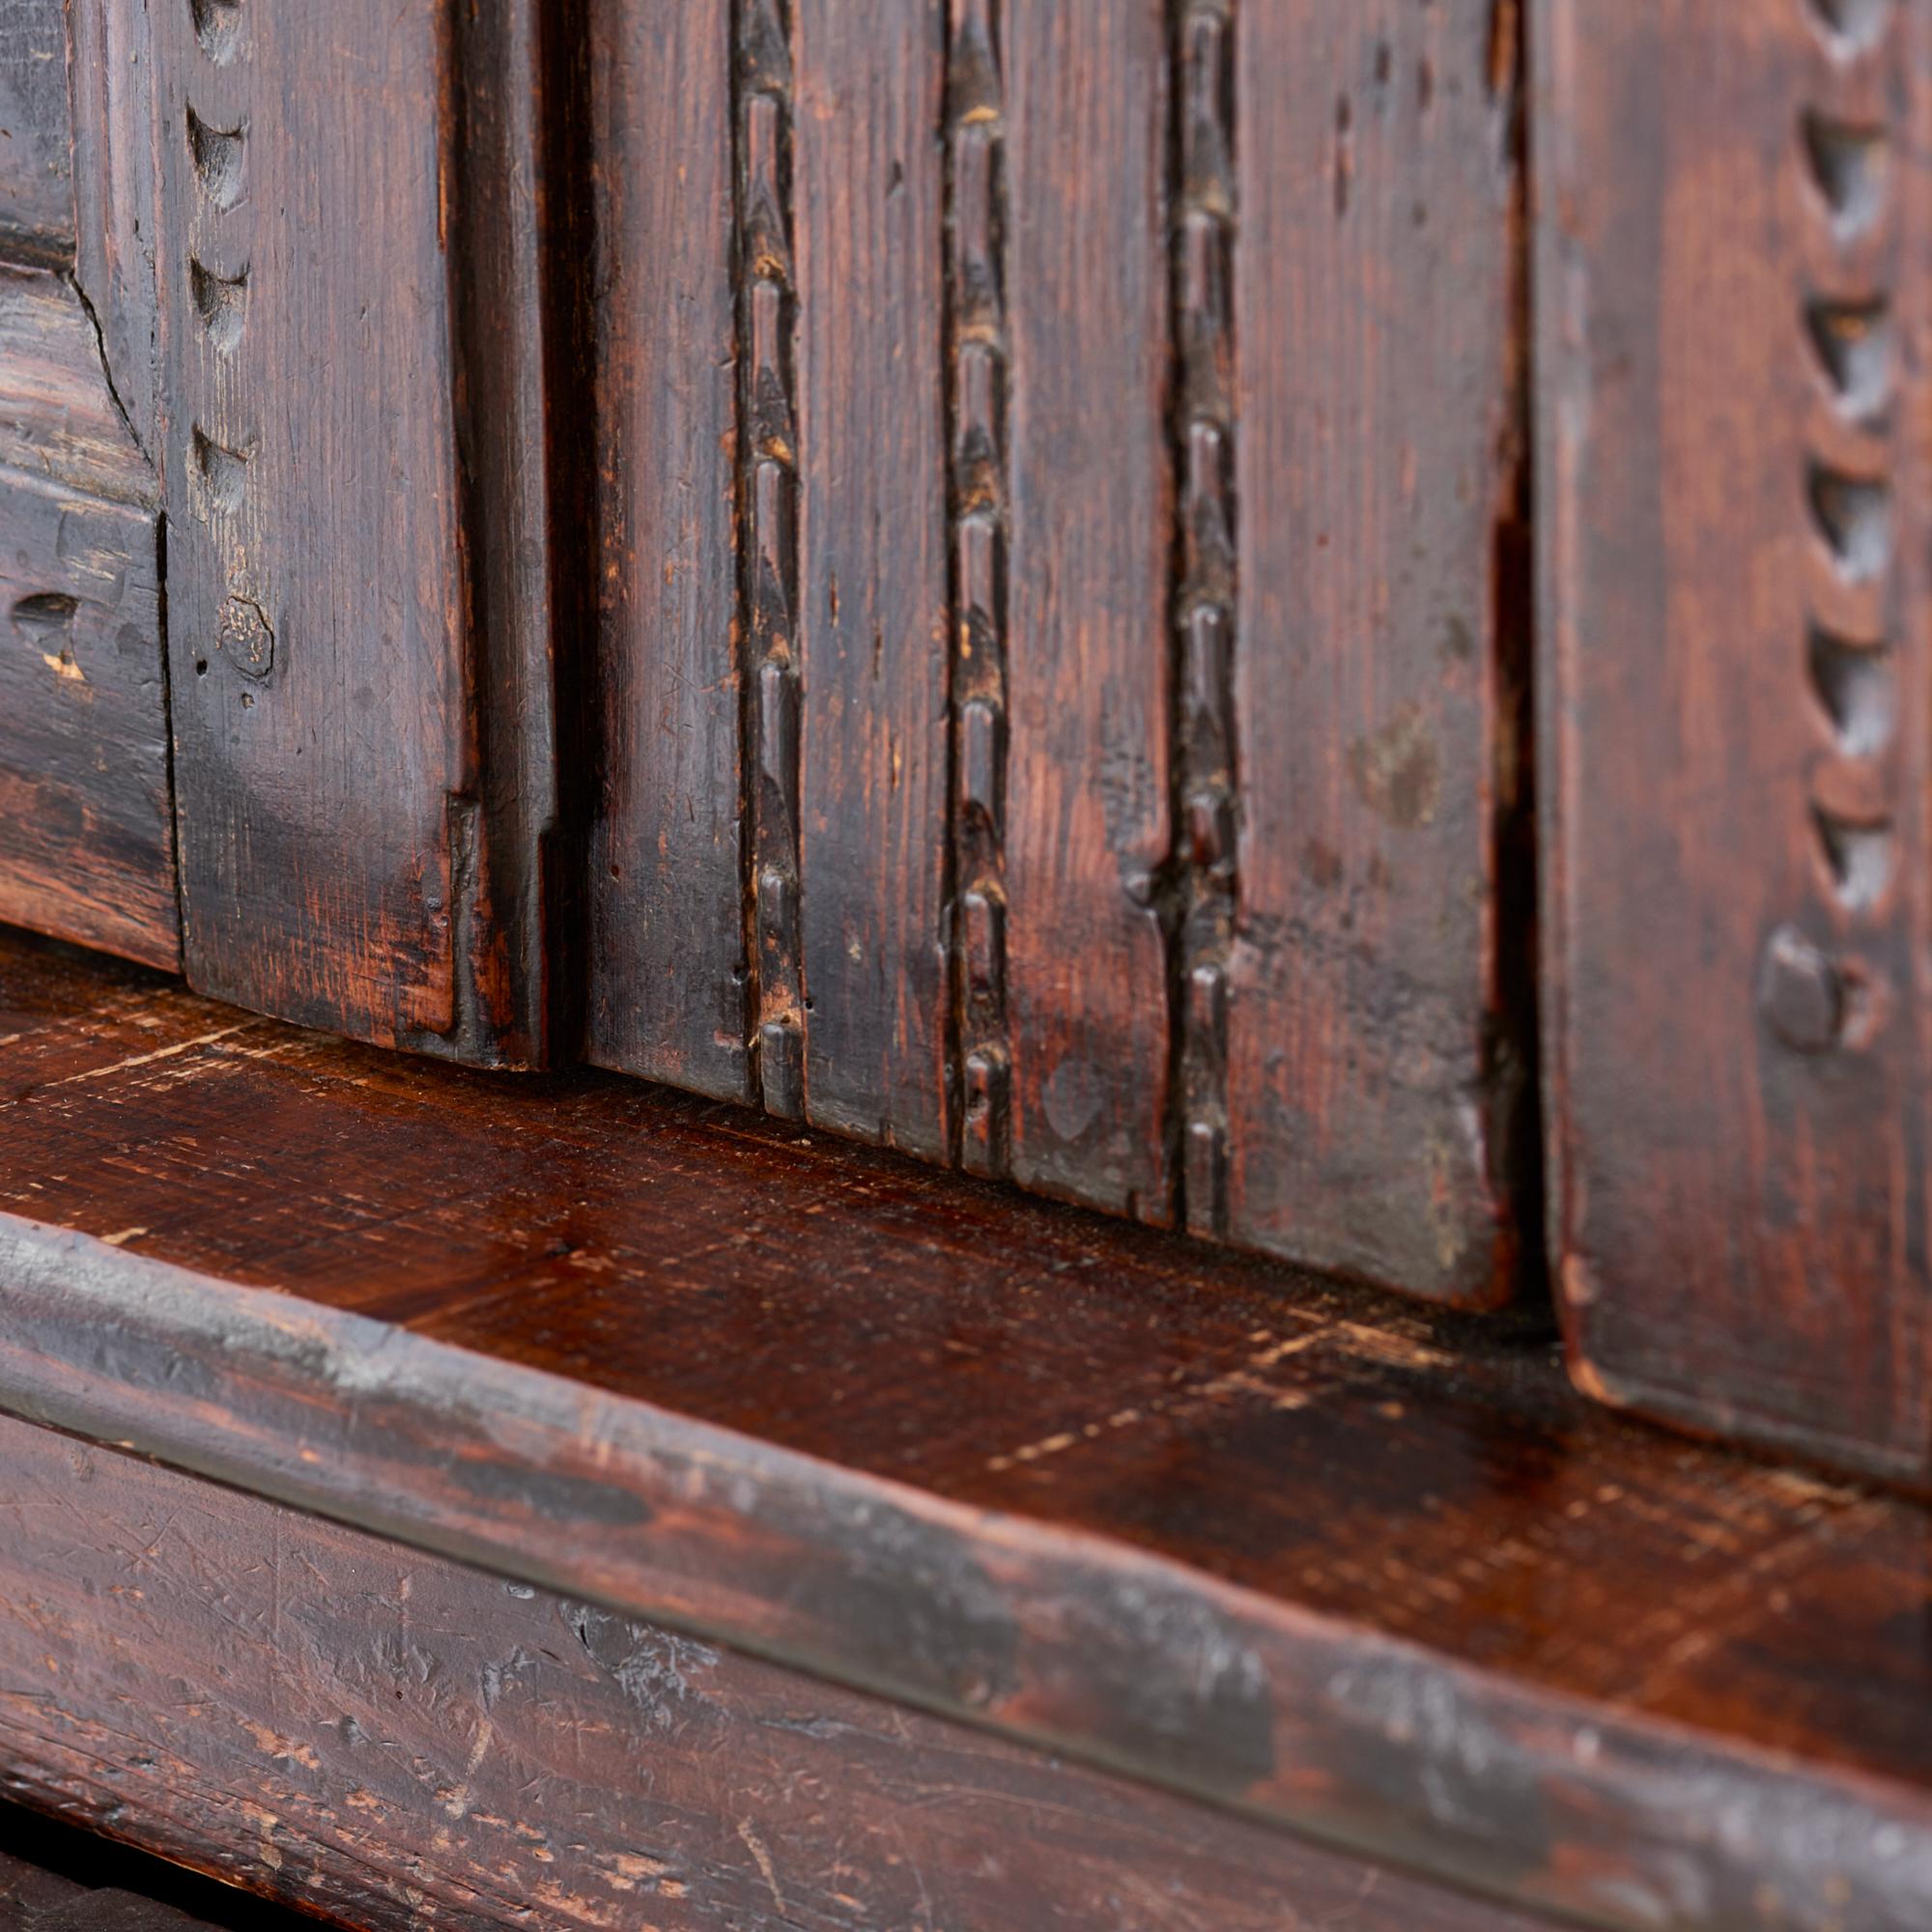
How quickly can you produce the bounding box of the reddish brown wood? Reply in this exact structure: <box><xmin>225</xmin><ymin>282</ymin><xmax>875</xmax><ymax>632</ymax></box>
<box><xmin>582</xmin><ymin>0</ymin><xmax>751</xmax><ymax>1103</ymax></box>
<box><xmin>149</xmin><ymin>0</ymin><xmax>554</xmax><ymax>1065</ymax></box>
<box><xmin>1</xmin><ymin>934</ymin><xmax>1931</xmax><ymax>1931</ymax></box>
<box><xmin>0</xmin><ymin>1419</ymin><xmax>1542</xmax><ymax>1932</ymax></box>
<box><xmin>794</xmin><ymin>0</ymin><xmax>952</xmax><ymax>1157</ymax></box>
<box><xmin>1226</xmin><ymin>0</ymin><xmax>1527</xmax><ymax>1305</ymax></box>
<box><xmin>0</xmin><ymin>0</ymin><xmax>71</xmax><ymax>263</ymax></box>
<box><xmin>1540</xmin><ymin>1</ymin><xmax>1932</xmax><ymax>1477</ymax></box>
<box><xmin>1004</xmin><ymin>0</ymin><xmax>1174</xmax><ymax>1221</ymax></box>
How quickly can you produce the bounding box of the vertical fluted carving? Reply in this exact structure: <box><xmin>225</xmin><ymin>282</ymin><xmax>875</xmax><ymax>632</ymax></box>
<box><xmin>737</xmin><ymin>0</ymin><xmax>806</xmax><ymax>1116</ymax></box>
<box><xmin>1173</xmin><ymin>0</ymin><xmax>1236</xmax><ymax>1233</ymax></box>
<box><xmin>948</xmin><ymin>0</ymin><xmax>1011</xmax><ymax>1177</ymax></box>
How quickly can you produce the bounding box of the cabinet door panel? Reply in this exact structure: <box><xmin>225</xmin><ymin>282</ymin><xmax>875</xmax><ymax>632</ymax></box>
<box><xmin>582</xmin><ymin>1</ymin><xmax>1531</xmax><ymax>1298</ymax></box>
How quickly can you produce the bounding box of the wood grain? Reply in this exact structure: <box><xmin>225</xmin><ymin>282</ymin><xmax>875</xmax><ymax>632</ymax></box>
<box><xmin>69</xmin><ymin>0</ymin><xmax>161</xmax><ymax>460</ymax></box>
<box><xmin>1004</xmin><ymin>0</ymin><xmax>1174</xmax><ymax>1221</ymax></box>
<box><xmin>0</xmin><ymin>268</ymin><xmax>154</xmax><ymax>507</ymax></box>
<box><xmin>1227</xmin><ymin>0</ymin><xmax>1527</xmax><ymax>1305</ymax></box>
<box><xmin>0</xmin><ymin>1419</ymin><xmax>1541</xmax><ymax>1932</ymax></box>
<box><xmin>0</xmin><ymin>0</ymin><xmax>71</xmax><ymax>263</ymax></box>
<box><xmin>151</xmin><ymin>0</ymin><xmax>554</xmax><ymax>1065</ymax></box>
<box><xmin>0</xmin><ymin>471</ymin><xmax>171</xmax><ymax>966</ymax></box>
<box><xmin>0</xmin><ymin>266</ymin><xmax>171</xmax><ymax>969</ymax></box>
<box><xmin>3</xmin><ymin>935</ymin><xmax>1932</xmax><ymax>1930</ymax></box>
<box><xmin>1539</xmin><ymin>0</ymin><xmax>1932</xmax><ymax>1474</ymax></box>
<box><xmin>582</xmin><ymin>0</ymin><xmax>751</xmax><ymax>1101</ymax></box>
<box><xmin>794</xmin><ymin>0</ymin><xmax>952</xmax><ymax>1157</ymax></box>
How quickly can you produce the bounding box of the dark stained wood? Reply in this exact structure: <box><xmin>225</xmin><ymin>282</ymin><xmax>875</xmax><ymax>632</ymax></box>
<box><xmin>1004</xmin><ymin>0</ymin><xmax>1174</xmax><ymax>1222</ymax></box>
<box><xmin>0</xmin><ymin>474</ymin><xmax>170</xmax><ymax>967</ymax></box>
<box><xmin>0</xmin><ymin>1849</ymin><xmax>233</xmax><ymax>1932</ymax></box>
<box><xmin>518</xmin><ymin>0</ymin><xmax>1535</xmax><ymax>1292</ymax></box>
<box><xmin>3</xmin><ymin>934</ymin><xmax>1932</xmax><ymax>1931</ymax></box>
<box><xmin>68</xmin><ymin>0</ymin><xmax>160</xmax><ymax>461</ymax></box>
<box><xmin>1539</xmin><ymin>1</ymin><xmax>1932</xmax><ymax>1476</ymax></box>
<box><xmin>1226</xmin><ymin>0</ymin><xmax>1527</xmax><ymax>1306</ymax></box>
<box><xmin>582</xmin><ymin>0</ymin><xmax>750</xmax><ymax>1103</ymax></box>
<box><xmin>0</xmin><ymin>1420</ymin><xmax>1544</xmax><ymax>1932</ymax></box>
<box><xmin>794</xmin><ymin>0</ymin><xmax>952</xmax><ymax>1158</ymax></box>
<box><xmin>150</xmin><ymin>0</ymin><xmax>554</xmax><ymax>1065</ymax></box>
<box><xmin>0</xmin><ymin>266</ymin><xmax>172</xmax><ymax>970</ymax></box>
<box><xmin>0</xmin><ymin>0</ymin><xmax>71</xmax><ymax>264</ymax></box>
<box><xmin>0</xmin><ymin>268</ymin><xmax>154</xmax><ymax>508</ymax></box>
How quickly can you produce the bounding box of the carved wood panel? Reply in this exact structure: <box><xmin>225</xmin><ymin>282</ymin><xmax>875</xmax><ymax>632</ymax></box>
<box><xmin>149</xmin><ymin>0</ymin><xmax>555</xmax><ymax>1064</ymax></box>
<box><xmin>582</xmin><ymin>0</ymin><xmax>1529</xmax><ymax>1298</ymax></box>
<box><xmin>0</xmin><ymin>1</ymin><xmax>1533</xmax><ymax>1307</ymax></box>
<box><xmin>1541</xmin><ymin>0</ymin><xmax>1932</xmax><ymax>1475</ymax></box>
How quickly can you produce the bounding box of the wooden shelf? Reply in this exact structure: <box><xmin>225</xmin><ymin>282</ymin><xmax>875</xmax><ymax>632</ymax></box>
<box><xmin>0</xmin><ymin>928</ymin><xmax>1928</xmax><ymax>1932</ymax></box>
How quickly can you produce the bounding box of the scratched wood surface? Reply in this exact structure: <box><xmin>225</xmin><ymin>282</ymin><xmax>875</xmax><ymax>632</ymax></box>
<box><xmin>1539</xmin><ymin>1</ymin><xmax>1932</xmax><ymax>1479</ymax></box>
<box><xmin>0</xmin><ymin>1419</ymin><xmax>1546</xmax><ymax>1932</ymax></box>
<box><xmin>1002</xmin><ymin>0</ymin><xmax>1174</xmax><ymax>1222</ymax></box>
<box><xmin>148</xmin><ymin>0</ymin><xmax>554</xmax><ymax>1065</ymax></box>
<box><xmin>564</xmin><ymin>5</ymin><xmax>1530</xmax><ymax>1292</ymax></box>
<box><xmin>0</xmin><ymin>0</ymin><xmax>71</xmax><ymax>263</ymax></box>
<box><xmin>3</xmin><ymin>933</ymin><xmax>1932</xmax><ymax>1932</ymax></box>
<box><xmin>1224</xmin><ymin>0</ymin><xmax>1528</xmax><ymax>1303</ymax></box>
<box><xmin>793</xmin><ymin>0</ymin><xmax>952</xmax><ymax>1157</ymax></box>
<box><xmin>0</xmin><ymin>267</ymin><xmax>172</xmax><ymax>969</ymax></box>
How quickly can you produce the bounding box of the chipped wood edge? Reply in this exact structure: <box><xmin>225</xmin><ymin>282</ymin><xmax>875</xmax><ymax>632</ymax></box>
<box><xmin>0</xmin><ymin>1212</ymin><xmax>1929</xmax><ymax>1932</ymax></box>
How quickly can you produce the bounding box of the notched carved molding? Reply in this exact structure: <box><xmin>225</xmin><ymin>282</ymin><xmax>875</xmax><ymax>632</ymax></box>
<box><xmin>1766</xmin><ymin>0</ymin><xmax>1903</xmax><ymax>1053</ymax></box>
<box><xmin>948</xmin><ymin>0</ymin><xmax>1012</xmax><ymax>1179</ymax></box>
<box><xmin>1170</xmin><ymin>0</ymin><xmax>1236</xmax><ymax>1236</ymax></box>
<box><xmin>736</xmin><ymin>0</ymin><xmax>804</xmax><ymax>1121</ymax></box>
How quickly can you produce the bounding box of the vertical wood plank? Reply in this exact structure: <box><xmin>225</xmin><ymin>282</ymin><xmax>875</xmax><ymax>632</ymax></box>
<box><xmin>1541</xmin><ymin>0</ymin><xmax>1932</xmax><ymax>1473</ymax></box>
<box><xmin>584</xmin><ymin>0</ymin><xmax>751</xmax><ymax>1100</ymax></box>
<box><xmin>1225</xmin><ymin>0</ymin><xmax>1524</xmax><ymax>1303</ymax></box>
<box><xmin>793</xmin><ymin>0</ymin><xmax>951</xmax><ymax>1156</ymax></box>
<box><xmin>1005</xmin><ymin>0</ymin><xmax>1174</xmax><ymax>1221</ymax></box>
<box><xmin>152</xmin><ymin>0</ymin><xmax>554</xmax><ymax>1064</ymax></box>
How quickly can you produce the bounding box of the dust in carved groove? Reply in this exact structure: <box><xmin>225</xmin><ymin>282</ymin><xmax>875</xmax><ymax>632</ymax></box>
<box><xmin>1812</xmin><ymin>805</ymin><xmax>1895</xmax><ymax>911</ymax></box>
<box><xmin>186</xmin><ymin>105</ymin><xmax>246</xmax><ymax>211</ymax></box>
<box><xmin>189</xmin><ymin>0</ymin><xmax>244</xmax><ymax>64</ymax></box>
<box><xmin>1807</xmin><ymin>466</ymin><xmax>1891</xmax><ymax>583</ymax></box>
<box><xmin>1809</xmin><ymin>0</ymin><xmax>1893</xmax><ymax>55</ymax></box>
<box><xmin>1805</xmin><ymin>298</ymin><xmax>1891</xmax><ymax>420</ymax></box>
<box><xmin>191</xmin><ymin>427</ymin><xmax>252</xmax><ymax>517</ymax></box>
<box><xmin>189</xmin><ymin>259</ymin><xmax>249</xmax><ymax>353</ymax></box>
<box><xmin>1808</xmin><ymin>626</ymin><xmax>1894</xmax><ymax>757</ymax></box>
<box><xmin>1802</xmin><ymin>111</ymin><xmax>1889</xmax><ymax>239</ymax></box>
